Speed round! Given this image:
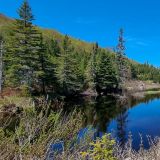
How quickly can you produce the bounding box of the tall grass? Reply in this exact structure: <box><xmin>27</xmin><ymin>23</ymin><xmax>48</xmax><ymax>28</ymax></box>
<box><xmin>1</xmin><ymin>97</ymin><xmax>160</xmax><ymax>160</ymax></box>
<box><xmin>0</xmin><ymin>98</ymin><xmax>93</xmax><ymax>159</ymax></box>
<box><xmin>114</xmin><ymin>135</ymin><xmax>160</xmax><ymax>160</ymax></box>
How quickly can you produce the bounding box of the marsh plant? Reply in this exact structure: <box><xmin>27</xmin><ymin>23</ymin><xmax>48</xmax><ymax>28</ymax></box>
<box><xmin>0</xmin><ymin>100</ymin><xmax>92</xmax><ymax>159</ymax></box>
<box><xmin>1</xmin><ymin>98</ymin><xmax>160</xmax><ymax>160</ymax></box>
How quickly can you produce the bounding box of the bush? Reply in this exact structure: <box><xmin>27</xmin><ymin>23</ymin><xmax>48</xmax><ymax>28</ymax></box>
<box><xmin>81</xmin><ymin>134</ymin><xmax>116</xmax><ymax>160</ymax></box>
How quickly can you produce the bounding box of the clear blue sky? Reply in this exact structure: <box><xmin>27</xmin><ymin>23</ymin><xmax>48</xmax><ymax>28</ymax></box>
<box><xmin>1</xmin><ymin>0</ymin><xmax>160</xmax><ymax>66</ymax></box>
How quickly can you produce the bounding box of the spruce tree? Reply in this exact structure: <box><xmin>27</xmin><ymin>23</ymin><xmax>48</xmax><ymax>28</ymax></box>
<box><xmin>36</xmin><ymin>34</ymin><xmax>57</xmax><ymax>94</ymax></box>
<box><xmin>47</xmin><ymin>39</ymin><xmax>61</xmax><ymax>56</ymax></box>
<box><xmin>84</xmin><ymin>43</ymin><xmax>98</xmax><ymax>93</ymax></box>
<box><xmin>8</xmin><ymin>0</ymin><xmax>41</xmax><ymax>89</ymax></box>
<box><xmin>34</xmin><ymin>34</ymin><xmax>46</xmax><ymax>94</ymax></box>
<box><xmin>56</xmin><ymin>35</ymin><xmax>82</xmax><ymax>96</ymax></box>
<box><xmin>116</xmin><ymin>28</ymin><xmax>127</xmax><ymax>86</ymax></box>
<box><xmin>96</xmin><ymin>51</ymin><xmax>118</xmax><ymax>91</ymax></box>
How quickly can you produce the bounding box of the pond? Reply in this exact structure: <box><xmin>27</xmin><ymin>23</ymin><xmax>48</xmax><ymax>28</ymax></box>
<box><xmin>1</xmin><ymin>91</ymin><xmax>160</xmax><ymax>152</ymax></box>
<box><xmin>65</xmin><ymin>92</ymin><xmax>160</xmax><ymax>150</ymax></box>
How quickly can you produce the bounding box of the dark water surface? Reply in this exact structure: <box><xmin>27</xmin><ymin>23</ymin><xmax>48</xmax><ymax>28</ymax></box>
<box><xmin>66</xmin><ymin>93</ymin><xmax>160</xmax><ymax>150</ymax></box>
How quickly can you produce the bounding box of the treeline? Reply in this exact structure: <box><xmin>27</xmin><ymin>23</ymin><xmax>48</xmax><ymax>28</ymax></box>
<box><xmin>0</xmin><ymin>0</ymin><xmax>160</xmax><ymax>97</ymax></box>
<box><xmin>131</xmin><ymin>62</ymin><xmax>160</xmax><ymax>83</ymax></box>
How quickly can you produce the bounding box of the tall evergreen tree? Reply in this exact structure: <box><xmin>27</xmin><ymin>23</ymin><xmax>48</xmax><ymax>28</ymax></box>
<box><xmin>84</xmin><ymin>43</ymin><xmax>98</xmax><ymax>92</ymax></box>
<box><xmin>96</xmin><ymin>51</ymin><xmax>118</xmax><ymax>91</ymax></box>
<box><xmin>34</xmin><ymin>34</ymin><xmax>46</xmax><ymax>94</ymax></box>
<box><xmin>116</xmin><ymin>28</ymin><xmax>127</xmax><ymax>86</ymax></box>
<box><xmin>34</xmin><ymin>34</ymin><xmax>57</xmax><ymax>94</ymax></box>
<box><xmin>56</xmin><ymin>35</ymin><xmax>83</xmax><ymax>96</ymax></box>
<box><xmin>7</xmin><ymin>0</ymin><xmax>41</xmax><ymax>89</ymax></box>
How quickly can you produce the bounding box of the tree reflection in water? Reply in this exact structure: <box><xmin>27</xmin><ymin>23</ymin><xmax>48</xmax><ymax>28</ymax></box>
<box><xmin>63</xmin><ymin>92</ymin><xmax>160</xmax><ymax>147</ymax></box>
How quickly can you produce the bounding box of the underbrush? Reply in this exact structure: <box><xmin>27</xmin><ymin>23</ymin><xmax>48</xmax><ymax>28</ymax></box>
<box><xmin>114</xmin><ymin>135</ymin><xmax>160</xmax><ymax>160</ymax></box>
<box><xmin>0</xmin><ymin>103</ymin><xmax>87</xmax><ymax>159</ymax></box>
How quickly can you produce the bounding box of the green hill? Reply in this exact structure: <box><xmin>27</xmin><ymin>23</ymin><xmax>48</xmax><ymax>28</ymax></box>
<box><xmin>0</xmin><ymin>13</ymin><xmax>94</xmax><ymax>52</ymax></box>
<box><xmin>41</xmin><ymin>28</ymin><xmax>94</xmax><ymax>52</ymax></box>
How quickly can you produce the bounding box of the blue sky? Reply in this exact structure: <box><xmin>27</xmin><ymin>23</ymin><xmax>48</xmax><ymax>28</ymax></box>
<box><xmin>1</xmin><ymin>0</ymin><xmax>160</xmax><ymax>66</ymax></box>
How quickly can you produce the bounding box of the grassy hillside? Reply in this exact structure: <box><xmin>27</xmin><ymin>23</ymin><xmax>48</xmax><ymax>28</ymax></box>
<box><xmin>0</xmin><ymin>14</ymin><xmax>14</xmax><ymax>25</ymax></box>
<box><xmin>41</xmin><ymin>28</ymin><xmax>94</xmax><ymax>52</ymax></box>
<box><xmin>0</xmin><ymin>13</ymin><xmax>94</xmax><ymax>52</ymax></box>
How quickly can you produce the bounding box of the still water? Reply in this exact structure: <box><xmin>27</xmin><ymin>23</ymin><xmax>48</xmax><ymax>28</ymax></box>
<box><xmin>2</xmin><ymin>92</ymin><xmax>160</xmax><ymax>151</ymax></box>
<box><xmin>66</xmin><ymin>93</ymin><xmax>160</xmax><ymax>150</ymax></box>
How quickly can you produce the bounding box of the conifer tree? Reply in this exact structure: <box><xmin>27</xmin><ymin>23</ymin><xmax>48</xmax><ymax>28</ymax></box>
<box><xmin>35</xmin><ymin>34</ymin><xmax>56</xmax><ymax>94</ymax></box>
<box><xmin>8</xmin><ymin>0</ymin><xmax>41</xmax><ymax>89</ymax></box>
<box><xmin>96</xmin><ymin>51</ymin><xmax>118</xmax><ymax>91</ymax></box>
<box><xmin>130</xmin><ymin>63</ymin><xmax>137</xmax><ymax>79</ymax></box>
<box><xmin>85</xmin><ymin>53</ymin><xmax>96</xmax><ymax>91</ymax></box>
<box><xmin>116</xmin><ymin>28</ymin><xmax>127</xmax><ymax>86</ymax></box>
<box><xmin>56</xmin><ymin>35</ymin><xmax>83</xmax><ymax>96</ymax></box>
<box><xmin>4</xmin><ymin>0</ymin><xmax>37</xmax><ymax>87</ymax></box>
<box><xmin>34</xmin><ymin>34</ymin><xmax>46</xmax><ymax>94</ymax></box>
<box><xmin>47</xmin><ymin>39</ymin><xmax>61</xmax><ymax>56</ymax></box>
<box><xmin>84</xmin><ymin>43</ymin><xmax>98</xmax><ymax>92</ymax></box>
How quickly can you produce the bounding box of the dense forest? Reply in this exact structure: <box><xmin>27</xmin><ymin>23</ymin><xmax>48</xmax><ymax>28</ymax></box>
<box><xmin>0</xmin><ymin>1</ymin><xmax>160</xmax><ymax>98</ymax></box>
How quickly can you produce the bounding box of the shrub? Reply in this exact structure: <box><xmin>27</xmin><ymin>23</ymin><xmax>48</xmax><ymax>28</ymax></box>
<box><xmin>81</xmin><ymin>134</ymin><xmax>116</xmax><ymax>160</ymax></box>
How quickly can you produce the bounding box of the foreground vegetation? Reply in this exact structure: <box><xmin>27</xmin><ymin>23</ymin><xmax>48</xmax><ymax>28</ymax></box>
<box><xmin>1</xmin><ymin>96</ymin><xmax>160</xmax><ymax>160</ymax></box>
<box><xmin>0</xmin><ymin>96</ymin><xmax>84</xmax><ymax>159</ymax></box>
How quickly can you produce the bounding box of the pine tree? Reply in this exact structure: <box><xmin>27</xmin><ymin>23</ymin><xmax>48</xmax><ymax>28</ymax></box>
<box><xmin>34</xmin><ymin>34</ymin><xmax>46</xmax><ymax>94</ymax></box>
<box><xmin>33</xmin><ymin>34</ymin><xmax>57</xmax><ymax>94</ymax></box>
<box><xmin>84</xmin><ymin>43</ymin><xmax>98</xmax><ymax>92</ymax></box>
<box><xmin>56</xmin><ymin>35</ymin><xmax>83</xmax><ymax>96</ymax></box>
<box><xmin>96</xmin><ymin>51</ymin><xmax>118</xmax><ymax>91</ymax></box>
<box><xmin>85</xmin><ymin>54</ymin><xmax>96</xmax><ymax>91</ymax></box>
<box><xmin>47</xmin><ymin>39</ymin><xmax>61</xmax><ymax>56</ymax></box>
<box><xmin>116</xmin><ymin>28</ymin><xmax>128</xmax><ymax>87</ymax></box>
<box><xmin>7</xmin><ymin>0</ymin><xmax>41</xmax><ymax>89</ymax></box>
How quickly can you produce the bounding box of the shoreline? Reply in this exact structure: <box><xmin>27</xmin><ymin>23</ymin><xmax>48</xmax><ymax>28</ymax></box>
<box><xmin>124</xmin><ymin>80</ymin><xmax>160</xmax><ymax>99</ymax></box>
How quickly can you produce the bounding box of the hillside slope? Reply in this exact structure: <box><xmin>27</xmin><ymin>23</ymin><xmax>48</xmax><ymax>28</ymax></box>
<box><xmin>0</xmin><ymin>14</ymin><xmax>14</xmax><ymax>25</ymax></box>
<box><xmin>0</xmin><ymin>13</ymin><xmax>94</xmax><ymax>52</ymax></box>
